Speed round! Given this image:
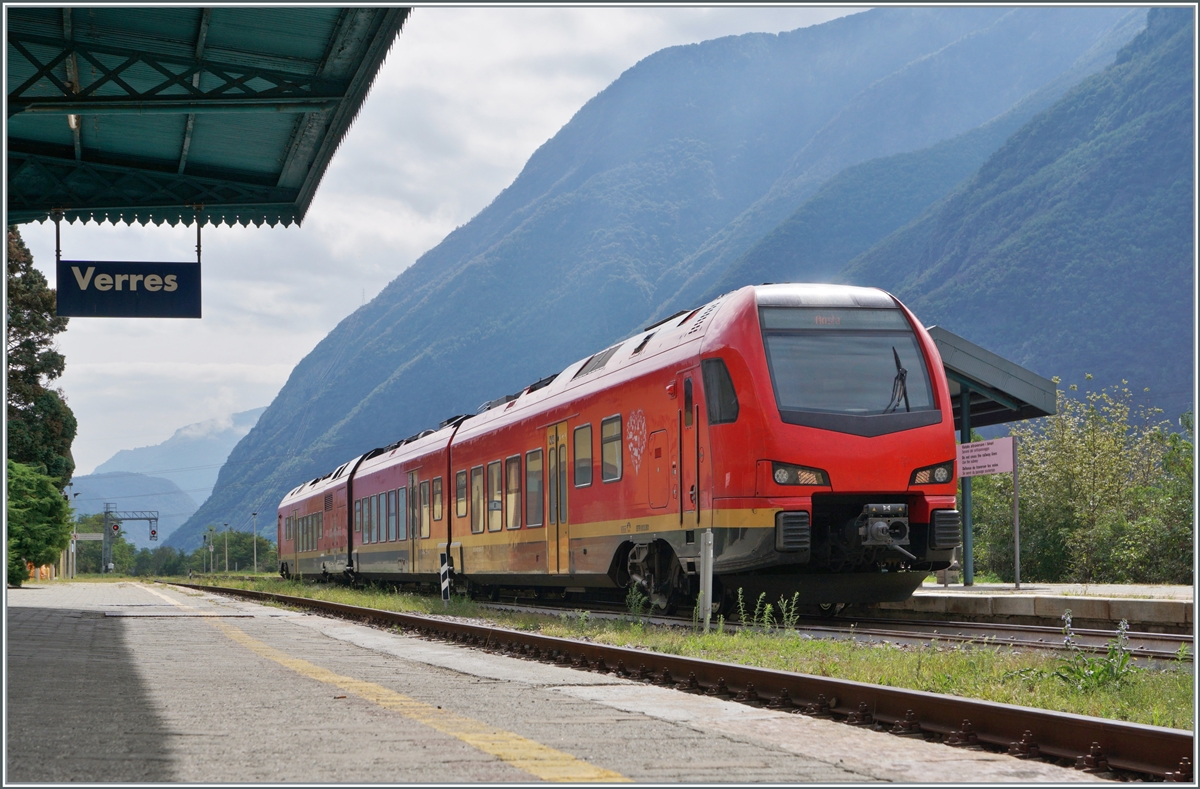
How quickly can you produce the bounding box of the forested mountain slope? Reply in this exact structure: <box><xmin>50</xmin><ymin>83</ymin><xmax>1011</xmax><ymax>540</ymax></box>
<box><xmin>646</xmin><ymin>7</ymin><xmax>1139</xmax><ymax>321</ymax></box>
<box><xmin>700</xmin><ymin>8</ymin><xmax>1148</xmax><ymax>297</ymax></box>
<box><xmin>181</xmin><ymin>7</ymin><xmax>1145</xmax><ymax>542</ymax></box>
<box><xmin>843</xmin><ymin>7</ymin><xmax>1194</xmax><ymax>421</ymax></box>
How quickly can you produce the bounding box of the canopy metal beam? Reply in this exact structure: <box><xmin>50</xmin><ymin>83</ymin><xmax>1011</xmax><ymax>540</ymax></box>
<box><xmin>8</xmin><ymin>33</ymin><xmax>349</xmax><ymax>118</ymax></box>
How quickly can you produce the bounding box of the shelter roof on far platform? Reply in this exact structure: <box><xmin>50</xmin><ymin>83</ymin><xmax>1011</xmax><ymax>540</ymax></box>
<box><xmin>7</xmin><ymin>7</ymin><xmax>409</xmax><ymax>227</ymax></box>
<box><xmin>926</xmin><ymin>325</ymin><xmax>1057</xmax><ymax>430</ymax></box>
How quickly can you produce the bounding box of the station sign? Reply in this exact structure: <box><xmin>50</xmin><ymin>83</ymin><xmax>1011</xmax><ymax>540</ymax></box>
<box><xmin>957</xmin><ymin>436</ymin><xmax>1014</xmax><ymax>478</ymax></box>
<box><xmin>56</xmin><ymin>260</ymin><xmax>201</xmax><ymax>318</ymax></box>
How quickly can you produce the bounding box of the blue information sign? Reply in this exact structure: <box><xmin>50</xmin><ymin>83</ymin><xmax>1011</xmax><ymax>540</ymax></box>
<box><xmin>56</xmin><ymin>260</ymin><xmax>201</xmax><ymax>318</ymax></box>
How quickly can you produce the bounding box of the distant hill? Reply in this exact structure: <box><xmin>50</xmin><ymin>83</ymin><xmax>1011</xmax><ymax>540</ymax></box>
<box><xmin>842</xmin><ymin>7</ymin><xmax>1194</xmax><ymax>420</ymax></box>
<box><xmin>70</xmin><ymin>472</ymin><xmax>197</xmax><ymax>550</ymax></box>
<box><xmin>181</xmin><ymin>7</ymin><xmax>1149</xmax><ymax>535</ymax></box>
<box><xmin>93</xmin><ymin>407</ymin><xmax>265</xmax><ymax>506</ymax></box>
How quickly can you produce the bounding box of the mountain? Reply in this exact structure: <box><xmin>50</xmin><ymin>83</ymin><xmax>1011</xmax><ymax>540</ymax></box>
<box><xmin>182</xmin><ymin>7</ymin><xmax>1146</xmax><ymax>536</ymax></box>
<box><xmin>92</xmin><ymin>407</ymin><xmax>266</xmax><ymax>506</ymax></box>
<box><xmin>841</xmin><ymin>7</ymin><xmax>1194</xmax><ymax>421</ymax></box>
<box><xmin>700</xmin><ymin>9</ymin><xmax>1148</xmax><ymax>297</ymax></box>
<box><xmin>69</xmin><ymin>472</ymin><xmax>198</xmax><ymax>550</ymax></box>
<box><xmin>645</xmin><ymin>7</ymin><xmax>1141</xmax><ymax>322</ymax></box>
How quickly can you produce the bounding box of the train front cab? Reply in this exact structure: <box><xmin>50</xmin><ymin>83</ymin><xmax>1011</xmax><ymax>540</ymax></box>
<box><xmin>700</xmin><ymin>285</ymin><xmax>961</xmax><ymax>606</ymax></box>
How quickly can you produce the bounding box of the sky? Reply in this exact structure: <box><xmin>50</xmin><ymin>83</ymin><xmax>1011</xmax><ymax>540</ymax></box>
<box><xmin>21</xmin><ymin>7</ymin><xmax>862</xmax><ymax>476</ymax></box>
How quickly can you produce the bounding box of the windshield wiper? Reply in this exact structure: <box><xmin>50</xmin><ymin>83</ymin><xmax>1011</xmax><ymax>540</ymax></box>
<box><xmin>883</xmin><ymin>346</ymin><xmax>909</xmax><ymax>414</ymax></box>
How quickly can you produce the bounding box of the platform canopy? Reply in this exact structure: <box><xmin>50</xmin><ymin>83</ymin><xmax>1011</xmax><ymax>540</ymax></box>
<box><xmin>7</xmin><ymin>6</ymin><xmax>409</xmax><ymax>227</ymax></box>
<box><xmin>926</xmin><ymin>325</ymin><xmax>1057</xmax><ymax>431</ymax></box>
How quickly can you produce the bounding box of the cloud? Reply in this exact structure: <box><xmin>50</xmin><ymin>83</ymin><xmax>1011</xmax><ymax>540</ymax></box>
<box><xmin>23</xmin><ymin>8</ymin><xmax>861</xmax><ymax>475</ymax></box>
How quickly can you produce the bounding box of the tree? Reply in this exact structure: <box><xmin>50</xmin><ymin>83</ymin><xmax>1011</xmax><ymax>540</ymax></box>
<box><xmin>971</xmin><ymin>381</ymin><xmax>1191</xmax><ymax>584</ymax></box>
<box><xmin>6</xmin><ymin>227</ymin><xmax>75</xmax><ymax>486</ymax></box>
<box><xmin>7</xmin><ymin>460</ymin><xmax>73</xmax><ymax>586</ymax></box>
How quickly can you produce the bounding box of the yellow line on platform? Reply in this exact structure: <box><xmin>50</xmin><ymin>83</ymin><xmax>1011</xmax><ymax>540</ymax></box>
<box><xmin>140</xmin><ymin>584</ymin><xmax>627</xmax><ymax>783</ymax></box>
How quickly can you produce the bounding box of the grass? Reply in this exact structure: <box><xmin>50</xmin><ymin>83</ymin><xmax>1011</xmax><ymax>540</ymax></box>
<box><xmin>171</xmin><ymin>576</ymin><xmax>1194</xmax><ymax>730</ymax></box>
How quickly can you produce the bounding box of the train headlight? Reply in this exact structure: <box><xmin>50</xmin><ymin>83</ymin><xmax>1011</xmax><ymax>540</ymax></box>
<box><xmin>771</xmin><ymin>462</ymin><xmax>829</xmax><ymax>486</ymax></box>
<box><xmin>910</xmin><ymin>461</ymin><xmax>954</xmax><ymax>485</ymax></box>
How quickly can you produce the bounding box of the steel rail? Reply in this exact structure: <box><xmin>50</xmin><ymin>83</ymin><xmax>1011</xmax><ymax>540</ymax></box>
<box><xmin>477</xmin><ymin>600</ymin><xmax>1192</xmax><ymax>661</ymax></box>
<box><xmin>177</xmin><ymin>582</ymin><xmax>1193</xmax><ymax>779</ymax></box>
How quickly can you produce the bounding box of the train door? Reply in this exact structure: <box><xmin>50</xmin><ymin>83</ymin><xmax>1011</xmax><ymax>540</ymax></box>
<box><xmin>675</xmin><ymin>369</ymin><xmax>703</xmax><ymax>525</ymax></box>
<box><xmin>336</xmin><ymin>489</ymin><xmax>347</xmax><ymax>556</ymax></box>
<box><xmin>648</xmin><ymin>430</ymin><xmax>670</xmax><ymax>508</ymax></box>
<box><xmin>546</xmin><ymin>422</ymin><xmax>570</xmax><ymax>574</ymax></box>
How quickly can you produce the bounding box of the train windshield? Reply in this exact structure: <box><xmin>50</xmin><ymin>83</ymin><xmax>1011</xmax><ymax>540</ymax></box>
<box><xmin>760</xmin><ymin>307</ymin><xmax>936</xmax><ymax>431</ymax></box>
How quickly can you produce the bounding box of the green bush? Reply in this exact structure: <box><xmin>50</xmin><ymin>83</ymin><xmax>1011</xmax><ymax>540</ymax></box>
<box><xmin>971</xmin><ymin>382</ymin><xmax>1192</xmax><ymax>584</ymax></box>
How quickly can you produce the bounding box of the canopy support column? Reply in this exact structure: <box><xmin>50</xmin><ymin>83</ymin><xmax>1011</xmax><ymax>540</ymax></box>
<box><xmin>960</xmin><ymin>388</ymin><xmax>974</xmax><ymax>586</ymax></box>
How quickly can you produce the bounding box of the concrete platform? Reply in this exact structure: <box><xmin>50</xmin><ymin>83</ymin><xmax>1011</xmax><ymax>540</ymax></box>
<box><xmin>867</xmin><ymin>582</ymin><xmax>1194</xmax><ymax>632</ymax></box>
<box><xmin>7</xmin><ymin>582</ymin><xmax>1102</xmax><ymax>783</ymax></box>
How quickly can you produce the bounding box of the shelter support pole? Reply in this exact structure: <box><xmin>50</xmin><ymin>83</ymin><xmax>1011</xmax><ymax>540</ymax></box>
<box><xmin>960</xmin><ymin>389</ymin><xmax>974</xmax><ymax>586</ymax></box>
<box><xmin>1012</xmin><ymin>436</ymin><xmax>1020</xmax><ymax>590</ymax></box>
<box><xmin>53</xmin><ymin>210</ymin><xmax>62</xmax><ymax>264</ymax></box>
<box><xmin>700</xmin><ymin>529</ymin><xmax>714</xmax><ymax>632</ymax></box>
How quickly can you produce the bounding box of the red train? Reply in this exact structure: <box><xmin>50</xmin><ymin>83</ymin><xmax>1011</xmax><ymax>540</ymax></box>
<box><xmin>278</xmin><ymin>284</ymin><xmax>961</xmax><ymax>613</ymax></box>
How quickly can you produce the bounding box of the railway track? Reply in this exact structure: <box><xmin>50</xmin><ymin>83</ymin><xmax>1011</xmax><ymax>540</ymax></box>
<box><xmin>476</xmin><ymin>600</ymin><xmax>1193</xmax><ymax>661</ymax></box>
<box><xmin>178</xmin><ymin>582</ymin><xmax>1193</xmax><ymax>780</ymax></box>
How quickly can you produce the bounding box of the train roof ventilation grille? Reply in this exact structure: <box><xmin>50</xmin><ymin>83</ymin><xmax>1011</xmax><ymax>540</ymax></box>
<box><xmin>573</xmin><ymin>344</ymin><xmax>621</xmax><ymax>379</ymax></box>
<box><xmin>686</xmin><ymin>300</ymin><xmax>722</xmax><ymax>335</ymax></box>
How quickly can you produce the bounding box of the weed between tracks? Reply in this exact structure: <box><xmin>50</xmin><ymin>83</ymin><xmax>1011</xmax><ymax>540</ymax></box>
<box><xmin>184</xmin><ymin>576</ymin><xmax>1193</xmax><ymax>731</ymax></box>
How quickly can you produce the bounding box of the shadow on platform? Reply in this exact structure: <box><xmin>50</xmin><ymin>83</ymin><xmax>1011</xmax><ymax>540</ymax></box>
<box><xmin>6</xmin><ymin>602</ymin><xmax>176</xmax><ymax>781</ymax></box>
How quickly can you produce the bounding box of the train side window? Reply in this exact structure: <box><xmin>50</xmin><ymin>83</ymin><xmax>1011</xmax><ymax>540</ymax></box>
<box><xmin>372</xmin><ymin>495</ymin><xmax>381</xmax><ymax>544</ymax></box>
<box><xmin>470</xmin><ymin>466</ymin><xmax>485</xmax><ymax>534</ymax></box>
<box><xmin>397</xmin><ymin>487</ymin><xmax>408</xmax><ymax>541</ymax></box>
<box><xmin>601</xmin><ymin>415</ymin><xmax>622</xmax><ymax>482</ymax></box>
<box><xmin>505</xmin><ymin>456</ymin><xmax>521</xmax><ymax>529</ymax></box>
<box><xmin>487</xmin><ymin>461</ymin><xmax>502</xmax><ymax>532</ymax></box>
<box><xmin>317</xmin><ymin>511</ymin><xmax>323</xmax><ymax>540</ymax></box>
<box><xmin>362</xmin><ymin>497</ymin><xmax>370</xmax><ymax>544</ymax></box>
<box><xmin>574</xmin><ymin>424</ymin><xmax>592</xmax><ymax>487</ymax></box>
<box><xmin>362</xmin><ymin>495</ymin><xmax>370</xmax><ymax>544</ymax></box>
<box><xmin>353</xmin><ymin>500</ymin><xmax>360</xmax><ymax>533</ymax></box>
<box><xmin>455</xmin><ymin>471</ymin><xmax>467</xmax><ymax>518</ymax></box>
<box><xmin>432</xmin><ymin>477</ymin><xmax>443</xmax><ymax>521</ymax></box>
<box><xmin>408</xmin><ymin>472</ymin><xmax>419</xmax><ymax>540</ymax></box>
<box><xmin>684</xmin><ymin>378</ymin><xmax>694</xmax><ymax>427</ymax></box>
<box><xmin>701</xmin><ymin>358</ymin><xmax>739</xmax><ymax>424</ymax></box>
<box><xmin>285</xmin><ymin>516</ymin><xmax>292</xmax><ymax>541</ymax></box>
<box><xmin>387</xmin><ymin>489</ymin><xmax>397</xmax><ymax>542</ymax></box>
<box><xmin>368</xmin><ymin>495</ymin><xmax>377</xmax><ymax>543</ymax></box>
<box><xmin>420</xmin><ymin>481</ymin><xmax>431</xmax><ymax>539</ymax></box>
<box><xmin>526</xmin><ymin>450</ymin><xmax>544</xmax><ymax>528</ymax></box>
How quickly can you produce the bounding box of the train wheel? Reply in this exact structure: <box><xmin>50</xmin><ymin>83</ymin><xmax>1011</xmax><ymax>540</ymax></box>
<box><xmin>818</xmin><ymin>603</ymin><xmax>846</xmax><ymax>618</ymax></box>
